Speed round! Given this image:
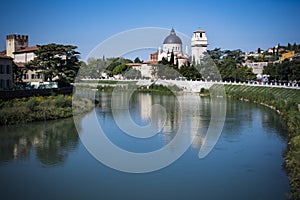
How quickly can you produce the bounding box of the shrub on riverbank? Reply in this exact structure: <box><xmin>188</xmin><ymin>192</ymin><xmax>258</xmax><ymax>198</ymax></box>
<box><xmin>139</xmin><ymin>84</ymin><xmax>181</xmax><ymax>93</ymax></box>
<box><xmin>0</xmin><ymin>95</ymin><xmax>74</xmax><ymax>125</ymax></box>
<box><xmin>218</xmin><ymin>84</ymin><xmax>300</xmax><ymax>199</ymax></box>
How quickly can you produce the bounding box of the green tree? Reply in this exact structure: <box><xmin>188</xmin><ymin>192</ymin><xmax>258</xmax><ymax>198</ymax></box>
<box><xmin>26</xmin><ymin>44</ymin><xmax>80</xmax><ymax>85</ymax></box>
<box><xmin>124</xmin><ymin>69</ymin><xmax>141</xmax><ymax>79</ymax></box>
<box><xmin>134</xmin><ymin>57</ymin><xmax>142</xmax><ymax>63</ymax></box>
<box><xmin>112</xmin><ymin>64</ymin><xmax>129</xmax><ymax>75</ymax></box>
<box><xmin>170</xmin><ymin>52</ymin><xmax>175</xmax><ymax>66</ymax></box>
<box><xmin>207</xmin><ymin>48</ymin><xmax>224</xmax><ymax>62</ymax></box>
<box><xmin>12</xmin><ymin>63</ymin><xmax>25</xmax><ymax>82</ymax></box>
<box><xmin>159</xmin><ymin>57</ymin><xmax>170</xmax><ymax>65</ymax></box>
<box><xmin>288</xmin><ymin>43</ymin><xmax>292</xmax><ymax>51</ymax></box>
<box><xmin>179</xmin><ymin>65</ymin><xmax>202</xmax><ymax>80</ymax></box>
<box><xmin>257</xmin><ymin>48</ymin><xmax>261</xmax><ymax>54</ymax></box>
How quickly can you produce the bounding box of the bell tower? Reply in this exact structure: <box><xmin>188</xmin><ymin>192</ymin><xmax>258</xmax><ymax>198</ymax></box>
<box><xmin>6</xmin><ymin>34</ymin><xmax>28</xmax><ymax>58</ymax></box>
<box><xmin>191</xmin><ymin>30</ymin><xmax>207</xmax><ymax>64</ymax></box>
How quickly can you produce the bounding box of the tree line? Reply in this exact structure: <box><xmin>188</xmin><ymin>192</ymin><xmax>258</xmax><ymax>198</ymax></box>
<box><xmin>263</xmin><ymin>58</ymin><xmax>300</xmax><ymax>82</ymax></box>
<box><xmin>16</xmin><ymin>43</ymin><xmax>299</xmax><ymax>85</ymax></box>
<box><xmin>14</xmin><ymin>43</ymin><xmax>80</xmax><ymax>87</ymax></box>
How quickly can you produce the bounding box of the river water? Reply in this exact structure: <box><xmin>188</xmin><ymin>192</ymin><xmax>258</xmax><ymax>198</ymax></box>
<box><xmin>0</xmin><ymin>92</ymin><xmax>290</xmax><ymax>199</ymax></box>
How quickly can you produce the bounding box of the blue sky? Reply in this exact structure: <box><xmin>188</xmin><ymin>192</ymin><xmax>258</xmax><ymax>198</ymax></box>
<box><xmin>1</xmin><ymin>0</ymin><xmax>300</xmax><ymax>60</ymax></box>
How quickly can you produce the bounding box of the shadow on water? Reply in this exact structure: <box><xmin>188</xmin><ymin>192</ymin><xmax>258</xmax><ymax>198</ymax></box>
<box><xmin>0</xmin><ymin>118</ymin><xmax>79</xmax><ymax>166</ymax></box>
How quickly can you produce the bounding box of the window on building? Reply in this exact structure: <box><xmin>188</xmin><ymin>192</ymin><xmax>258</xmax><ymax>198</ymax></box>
<box><xmin>23</xmin><ymin>74</ymin><xmax>29</xmax><ymax>79</ymax></box>
<box><xmin>6</xmin><ymin>65</ymin><xmax>10</xmax><ymax>74</ymax></box>
<box><xmin>0</xmin><ymin>65</ymin><xmax>4</xmax><ymax>74</ymax></box>
<box><xmin>200</xmin><ymin>33</ymin><xmax>202</xmax><ymax>38</ymax></box>
<box><xmin>0</xmin><ymin>79</ymin><xmax>4</xmax><ymax>89</ymax></box>
<box><xmin>31</xmin><ymin>74</ymin><xmax>35</xmax><ymax>79</ymax></box>
<box><xmin>6</xmin><ymin>80</ymin><xmax>10</xmax><ymax>88</ymax></box>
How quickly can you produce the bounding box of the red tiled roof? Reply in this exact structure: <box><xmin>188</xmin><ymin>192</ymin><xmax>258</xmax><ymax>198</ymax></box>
<box><xmin>143</xmin><ymin>60</ymin><xmax>158</xmax><ymax>64</ymax></box>
<box><xmin>194</xmin><ymin>30</ymin><xmax>205</xmax><ymax>33</ymax></box>
<box><xmin>177</xmin><ymin>55</ymin><xmax>188</xmax><ymax>59</ymax></box>
<box><xmin>151</xmin><ymin>51</ymin><xmax>159</xmax><ymax>56</ymax></box>
<box><xmin>126</xmin><ymin>63</ymin><xmax>143</xmax><ymax>66</ymax></box>
<box><xmin>0</xmin><ymin>55</ymin><xmax>13</xmax><ymax>60</ymax></box>
<box><xmin>14</xmin><ymin>46</ymin><xmax>38</xmax><ymax>53</ymax></box>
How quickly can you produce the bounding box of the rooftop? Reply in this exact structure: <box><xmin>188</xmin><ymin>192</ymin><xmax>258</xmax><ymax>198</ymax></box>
<box><xmin>0</xmin><ymin>55</ymin><xmax>13</xmax><ymax>60</ymax></box>
<box><xmin>14</xmin><ymin>46</ymin><xmax>39</xmax><ymax>54</ymax></box>
<box><xmin>194</xmin><ymin>30</ymin><xmax>205</xmax><ymax>33</ymax></box>
<box><xmin>126</xmin><ymin>63</ymin><xmax>143</xmax><ymax>66</ymax></box>
<box><xmin>163</xmin><ymin>28</ymin><xmax>182</xmax><ymax>44</ymax></box>
<box><xmin>143</xmin><ymin>60</ymin><xmax>158</xmax><ymax>65</ymax></box>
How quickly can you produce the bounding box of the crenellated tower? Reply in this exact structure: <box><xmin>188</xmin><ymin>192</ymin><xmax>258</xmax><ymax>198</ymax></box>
<box><xmin>6</xmin><ymin>34</ymin><xmax>29</xmax><ymax>58</ymax></box>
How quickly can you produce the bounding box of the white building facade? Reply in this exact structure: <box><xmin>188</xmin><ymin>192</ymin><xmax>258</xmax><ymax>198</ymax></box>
<box><xmin>128</xmin><ymin>28</ymin><xmax>208</xmax><ymax>79</ymax></box>
<box><xmin>157</xmin><ymin>28</ymin><xmax>189</xmax><ymax>67</ymax></box>
<box><xmin>191</xmin><ymin>30</ymin><xmax>208</xmax><ymax>64</ymax></box>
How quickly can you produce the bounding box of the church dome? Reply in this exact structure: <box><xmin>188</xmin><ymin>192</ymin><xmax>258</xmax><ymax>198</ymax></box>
<box><xmin>163</xmin><ymin>28</ymin><xmax>182</xmax><ymax>44</ymax></box>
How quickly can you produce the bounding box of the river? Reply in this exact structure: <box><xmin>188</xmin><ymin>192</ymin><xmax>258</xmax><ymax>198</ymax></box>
<box><xmin>0</xmin><ymin>92</ymin><xmax>290</xmax><ymax>199</ymax></box>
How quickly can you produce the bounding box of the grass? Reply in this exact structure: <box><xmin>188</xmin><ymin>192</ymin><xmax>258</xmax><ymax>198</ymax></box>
<box><xmin>217</xmin><ymin>84</ymin><xmax>300</xmax><ymax>199</ymax></box>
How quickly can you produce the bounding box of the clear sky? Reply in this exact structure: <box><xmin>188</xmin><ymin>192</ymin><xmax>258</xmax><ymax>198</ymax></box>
<box><xmin>1</xmin><ymin>0</ymin><xmax>300</xmax><ymax>60</ymax></box>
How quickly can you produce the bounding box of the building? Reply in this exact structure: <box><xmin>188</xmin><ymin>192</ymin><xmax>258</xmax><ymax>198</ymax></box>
<box><xmin>243</xmin><ymin>62</ymin><xmax>268</xmax><ymax>78</ymax></box>
<box><xmin>126</xmin><ymin>28</ymin><xmax>208</xmax><ymax>79</ymax></box>
<box><xmin>14</xmin><ymin>46</ymin><xmax>38</xmax><ymax>63</ymax></box>
<box><xmin>281</xmin><ymin>51</ymin><xmax>295</xmax><ymax>61</ymax></box>
<box><xmin>162</xmin><ymin>28</ymin><xmax>183</xmax><ymax>53</ymax></box>
<box><xmin>13</xmin><ymin>46</ymin><xmax>43</xmax><ymax>82</ymax></box>
<box><xmin>126</xmin><ymin>62</ymin><xmax>154</xmax><ymax>78</ymax></box>
<box><xmin>0</xmin><ymin>55</ymin><xmax>13</xmax><ymax>90</ymax></box>
<box><xmin>150</xmin><ymin>28</ymin><xmax>208</xmax><ymax>66</ymax></box>
<box><xmin>6</xmin><ymin>34</ymin><xmax>28</xmax><ymax>58</ymax></box>
<box><xmin>151</xmin><ymin>28</ymin><xmax>190</xmax><ymax>68</ymax></box>
<box><xmin>4</xmin><ymin>34</ymin><xmax>43</xmax><ymax>83</ymax></box>
<box><xmin>191</xmin><ymin>30</ymin><xmax>208</xmax><ymax>64</ymax></box>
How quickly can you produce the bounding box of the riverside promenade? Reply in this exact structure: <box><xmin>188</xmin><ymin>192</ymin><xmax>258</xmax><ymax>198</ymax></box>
<box><xmin>79</xmin><ymin>78</ymin><xmax>300</xmax><ymax>92</ymax></box>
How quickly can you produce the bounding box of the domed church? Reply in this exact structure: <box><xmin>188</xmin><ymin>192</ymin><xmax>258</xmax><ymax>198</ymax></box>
<box><xmin>162</xmin><ymin>28</ymin><xmax>182</xmax><ymax>53</ymax></box>
<box><xmin>156</xmin><ymin>28</ymin><xmax>189</xmax><ymax>67</ymax></box>
<box><xmin>148</xmin><ymin>27</ymin><xmax>208</xmax><ymax>68</ymax></box>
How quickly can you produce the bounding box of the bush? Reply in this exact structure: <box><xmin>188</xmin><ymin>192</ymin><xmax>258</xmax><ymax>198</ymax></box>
<box><xmin>26</xmin><ymin>97</ymin><xmax>38</xmax><ymax>111</ymax></box>
<box><xmin>55</xmin><ymin>95</ymin><xmax>72</xmax><ymax>108</ymax></box>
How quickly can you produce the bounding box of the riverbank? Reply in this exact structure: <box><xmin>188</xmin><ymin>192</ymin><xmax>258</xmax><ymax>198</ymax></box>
<box><xmin>0</xmin><ymin>95</ymin><xmax>92</xmax><ymax>126</ymax></box>
<box><xmin>219</xmin><ymin>84</ymin><xmax>300</xmax><ymax>199</ymax></box>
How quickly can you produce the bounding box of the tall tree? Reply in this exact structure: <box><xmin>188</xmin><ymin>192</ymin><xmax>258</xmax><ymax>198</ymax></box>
<box><xmin>288</xmin><ymin>43</ymin><xmax>292</xmax><ymax>51</ymax></box>
<box><xmin>26</xmin><ymin>43</ymin><xmax>80</xmax><ymax>85</ymax></box>
<box><xmin>207</xmin><ymin>48</ymin><xmax>224</xmax><ymax>62</ymax></box>
<box><xmin>134</xmin><ymin>57</ymin><xmax>142</xmax><ymax>63</ymax></box>
<box><xmin>12</xmin><ymin>63</ymin><xmax>25</xmax><ymax>82</ymax></box>
<box><xmin>170</xmin><ymin>51</ymin><xmax>175</xmax><ymax>65</ymax></box>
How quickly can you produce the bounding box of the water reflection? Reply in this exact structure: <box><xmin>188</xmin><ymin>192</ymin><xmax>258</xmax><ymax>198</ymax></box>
<box><xmin>0</xmin><ymin>92</ymin><xmax>290</xmax><ymax>199</ymax></box>
<box><xmin>0</xmin><ymin>118</ymin><xmax>79</xmax><ymax>166</ymax></box>
<box><xmin>95</xmin><ymin>91</ymin><xmax>211</xmax><ymax>152</ymax></box>
<box><xmin>224</xmin><ymin>99</ymin><xmax>287</xmax><ymax>140</ymax></box>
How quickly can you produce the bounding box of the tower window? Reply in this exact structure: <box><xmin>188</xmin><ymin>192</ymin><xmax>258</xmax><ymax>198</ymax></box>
<box><xmin>200</xmin><ymin>33</ymin><xmax>202</xmax><ymax>38</ymax></box>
